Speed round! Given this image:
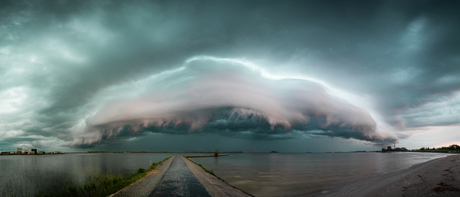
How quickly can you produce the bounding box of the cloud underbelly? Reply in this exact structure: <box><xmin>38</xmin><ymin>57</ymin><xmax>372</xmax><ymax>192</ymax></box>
<box><xmin>74</xmin><ymin>57</ymin><xmax>397</xmax><ymax>147</ymax></box>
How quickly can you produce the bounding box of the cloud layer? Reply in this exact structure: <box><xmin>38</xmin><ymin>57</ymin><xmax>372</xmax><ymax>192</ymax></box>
<box><xmin>0</xmin><ymin>0</ymin><xmax>459</xmax><ymax>150</ymax></box>
<box><xmin>70</xmin><ymin>58</ymin><xmax>397</xmax><ymax>147</ymax></box>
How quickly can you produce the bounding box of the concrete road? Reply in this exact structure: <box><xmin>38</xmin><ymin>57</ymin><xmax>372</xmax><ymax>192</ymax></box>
<box><xmin>148</xmin><ymin>156</ymin><xmax>212</xmax><ymax>197</ymax></box>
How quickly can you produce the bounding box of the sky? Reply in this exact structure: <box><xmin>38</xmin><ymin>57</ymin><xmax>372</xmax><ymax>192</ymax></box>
<box><xmin>0</xmin><ymin>0</ymin><xmax>459</xmax><ymax>152</ymax></box>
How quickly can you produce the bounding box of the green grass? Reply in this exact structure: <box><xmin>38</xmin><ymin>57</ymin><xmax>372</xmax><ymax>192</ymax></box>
<box><xmin>187</xmin><ymin>158</ymin><xmax>255</xmax><ymax>197</ymax></box>
<box><xmin>187</xmin><ymin>158</ymin><xmax>223</xmax><ymax>181</ymax></box>
<box><xmin>35</xmin><ymin>156</ymin><xmax>171</xmax><ymax>197</ymax></box>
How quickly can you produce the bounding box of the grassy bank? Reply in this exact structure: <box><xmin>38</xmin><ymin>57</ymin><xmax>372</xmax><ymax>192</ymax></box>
<box><xmin>187</xmin><ymin>158</ymin><xmax>223</xmax><ymax>181</ymax></box>
<box><xmin>187</xmin><ymin>158</ymin><xmax>254</xmax><ymax>197</ymax></box>
<box><xmin>36</xmin><ymin>156</ymin><xmax>171</xmax><ymax>197</ymax></box>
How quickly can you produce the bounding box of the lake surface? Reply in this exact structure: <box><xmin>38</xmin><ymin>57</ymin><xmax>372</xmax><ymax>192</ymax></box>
<box><xmin>0</xmin><ymin>152</ymin><xmax>449</xmax><ymax>197</ymax></box>
<box><xmin>191</xmin><ymin>152</ymin><xmax>450</xmax><ymax>196</ymax></box>
<box><xmin>0</xmin><ymin>153</ymin><xmax>180</xmax><ymax>197</ymax></box>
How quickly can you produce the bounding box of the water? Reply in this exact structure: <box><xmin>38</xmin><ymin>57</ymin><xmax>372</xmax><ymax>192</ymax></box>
<box><xmin>0</xmin><ymin>152</ymin><xmax>449</xmax><ymax>197</ymax></box>
<box><xmin>190</xmin><ymin>152</ymin><xmax>449</xmax><ymax>196</ymax></box>
<box><xmin>0</xmin><ymin>153</ymin><xmax>179</xmax><ymax>197</ymax></box>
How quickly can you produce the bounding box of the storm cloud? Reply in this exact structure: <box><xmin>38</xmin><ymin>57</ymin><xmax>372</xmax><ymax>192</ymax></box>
<box><xmin>70</xmin><ymin>57</ymin><xmax>396</xmax><ymax>147</ymax></box>
<box><xmin>1</xmin><ymin>0</ymin><xmax>459</xmax><ymax>150</ymax></box>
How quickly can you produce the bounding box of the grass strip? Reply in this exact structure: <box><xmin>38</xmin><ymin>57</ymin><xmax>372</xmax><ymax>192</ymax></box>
<box><xmin>35</xmin><ymin>156</ymin><xmax>171</xmax><ymax>197</ymax></box>
<box><xmin>187</xmin><ymin>158</ymin><xmax>224</xmax><ymax>181</ymax></box>
<box><xmin>187</xmin><ymin>158</ymin><xmax>255</xmax><ymax>197</ymax></box>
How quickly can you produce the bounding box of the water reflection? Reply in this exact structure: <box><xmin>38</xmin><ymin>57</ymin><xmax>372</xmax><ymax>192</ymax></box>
<box><xmin>0</xmin><ymin>153</ymin><xmax>180</xmax><ymax>196</ymax></box>
<box><xmin>191</xmin><ymin>152</ymin><xmax>449</xmax><ymax>196</ymax></box>
<box><xmin>0</xmin><ymin>152</ymin><xmax>449</xmax><ymax>197</ymax></box>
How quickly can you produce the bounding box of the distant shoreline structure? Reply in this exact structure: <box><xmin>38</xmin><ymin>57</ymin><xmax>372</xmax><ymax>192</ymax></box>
<box><xmin>0</xmin><ymin>147</ymin><xmax>62</xmax><ymax>155</ymax></box>
<box><xmin>2</xmin><ymin>146</ymin><xmax>460</xmax><ymax>156</ymax></box>
<box><xmin>382</xmin><ymin>144</ymin><xmax>460</xmax><ymax>153</ymax></box>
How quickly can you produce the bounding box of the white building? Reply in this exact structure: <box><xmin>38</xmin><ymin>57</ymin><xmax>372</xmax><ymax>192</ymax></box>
<box><xmin>24</xmin><ymin>149</ymin><xmax>37</xmax><ymax>154</ymax></box>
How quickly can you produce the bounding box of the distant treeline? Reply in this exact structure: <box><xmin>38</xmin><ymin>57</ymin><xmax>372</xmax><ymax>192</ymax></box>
<box><xmin>415</xmin><ymin>144</ymin><xmax>460</xmax><ymax>153</ymax></box>
<box><xmin>382</xmin><ymin>146</ymin><xmax>408</xmax><ymax>152</ymax></box>
<box><xmin>382</xmin><ymin>144</ymin><xmax>459</xmax><ymax>153</ymax></box>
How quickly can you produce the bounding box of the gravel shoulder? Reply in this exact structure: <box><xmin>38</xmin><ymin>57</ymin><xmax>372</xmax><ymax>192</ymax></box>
<box><xmin>110</xmin><ymin>156</ymin><xmax>175</xmax><ymax>197</ymax></box>
<box><xmin>183</xmin><ymin>156</ymin><xmax>253</xmax><ymax>197</ymax></box>
<box><xmin>324</xmin><ymin>155</ymin><xmax>460</xmax><ymax>197</ymax></box>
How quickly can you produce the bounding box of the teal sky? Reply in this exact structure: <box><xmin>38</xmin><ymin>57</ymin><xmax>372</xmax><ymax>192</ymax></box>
<box><xmin>1</xmin><ymin>0</ymin><xmax>459</xmax><ymax>152</ymax></box>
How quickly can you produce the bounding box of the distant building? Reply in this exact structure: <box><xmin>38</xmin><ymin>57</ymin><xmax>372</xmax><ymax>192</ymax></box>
<box><xmin>16</xmin><ymin>147</ymin><xmax>23</xmax><ymax>154</ymax></box>
<box><xmin>24</xmin><ymin>149</ymin><xmax>37</xmax><ymax>154</ymax></box>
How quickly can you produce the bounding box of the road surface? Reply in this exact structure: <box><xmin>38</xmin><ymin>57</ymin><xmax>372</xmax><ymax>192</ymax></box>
<box><xmin>148</xmin><ymin>156</ymin><xmax>212</xmax><ymax>197</ymax></box>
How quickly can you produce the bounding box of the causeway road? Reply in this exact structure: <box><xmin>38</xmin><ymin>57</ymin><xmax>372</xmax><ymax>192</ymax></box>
<box><xmin>148</xmin><ymin>156</ymin><xmax>211</xmax><ymax>197</ymax></box>
<box><xmin>112</xmin><ymin>156</ymin><xmax>252</xmax><ymax>197</ymax></box>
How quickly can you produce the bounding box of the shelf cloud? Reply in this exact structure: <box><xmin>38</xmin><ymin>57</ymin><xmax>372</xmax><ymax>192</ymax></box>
<box><xmin>70</xmin><ymin>57</ymin><xmax>397</xmax><ymax>147</ymax></box>
<box><xmin>1</xmin><ymin>0</ymin><xmax>459</xmax><ymax>151</ymax></box>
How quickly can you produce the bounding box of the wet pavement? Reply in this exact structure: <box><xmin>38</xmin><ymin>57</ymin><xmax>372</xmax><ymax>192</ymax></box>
<box><xmin>148</xmin><ymin>156</ymin><xmax>211</xmax><ymax>197</ymax></box>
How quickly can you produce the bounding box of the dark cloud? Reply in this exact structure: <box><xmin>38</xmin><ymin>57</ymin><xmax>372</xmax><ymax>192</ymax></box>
<box><xmin>0</xmin><ymin>0</ymin><xmax>459</xmax><ymax>150</ymax></box>
<box><xmin>70</xmin><ymin>59</ymin><xmax>396</xmax><ymax>147</ymax></box>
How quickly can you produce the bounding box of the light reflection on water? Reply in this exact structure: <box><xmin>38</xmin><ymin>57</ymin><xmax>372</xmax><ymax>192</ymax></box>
<box><xmin>0</xmin><ymin>153</ymin><xmax>180</xmax><ymax>197</ymax></box>
<box><xmin>191</xmin><ymin>152</ymin><xmax>449</xmax><ymax>196</ymax></box>
<box><xmin>0</xmin><ymin>152</ymin><xmax>449</xmax><ymax>197</ymax></box>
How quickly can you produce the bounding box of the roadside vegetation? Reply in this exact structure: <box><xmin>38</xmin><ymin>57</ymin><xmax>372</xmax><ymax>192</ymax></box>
<box><xmin>35</xmin><ymin>156</ymin><xmax>171</xmax><ymax>197</ymax></box>
<box><xmin>187</xmin><ymin>158</ymin><xmax>254</xmax><ymax>197</ymax></box>
<box><xmin>187</xmin><ymin>158</ymin><xmax>223</xmax><ymax>181</ymax></box>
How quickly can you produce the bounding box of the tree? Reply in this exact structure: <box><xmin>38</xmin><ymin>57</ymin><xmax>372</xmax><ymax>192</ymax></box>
<box><xmin>387</xmin><ymin>146</ymin><xmax>392</xmax><ymax>151</ymax></box>
<box><xmin>214</xmin><ymin>149</ymin><xmax>219</xmax><ymax>157</ymax></box>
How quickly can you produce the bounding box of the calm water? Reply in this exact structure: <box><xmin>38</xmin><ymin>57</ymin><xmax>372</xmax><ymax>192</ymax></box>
<box><xmin>0</xmin><ymin>153</ymin><xmax>180</xmax><ymax>197</ymax></box>
<box><xmin>0</xmin><ymin>152</ymin><xmax>449</xmax><ymax>197</ymax></box>
<box><xmin>191</xmin><ymin>152</ymin><xmax>450</xmax><ymax>196</ymax></box>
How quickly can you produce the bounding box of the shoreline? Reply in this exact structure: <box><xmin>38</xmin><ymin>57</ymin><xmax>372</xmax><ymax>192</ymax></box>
<box><xmin>323</xmin><ymin>154</ymin><xmax>459</xmax><ymax>197</ymax></box>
